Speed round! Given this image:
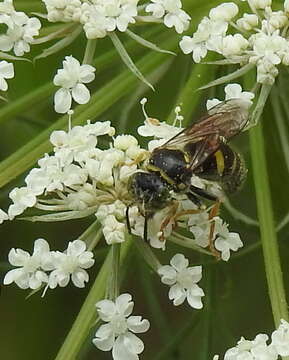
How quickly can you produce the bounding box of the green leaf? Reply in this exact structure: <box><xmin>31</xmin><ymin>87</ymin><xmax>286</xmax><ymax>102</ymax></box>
<box><xmin>20</xmin><ymin>205</ymin><xmax>99</xmax><ymax>222</ymax></box>
<box><xmin>0</xmin><ymin>52</ymin><xmax>30</xmax><ymax>62</ymax></box>
<box><xmin>125</xmin><ymin>29</ymin><xmax>176</xmax><ymax>56</ymax></box>
<box><xmin>109</xmin><ymin>32</ymin><xmax>155</xmax><ymax>91</ymax></box>
<box><xmin>198</xmin><ymin>63</ymin><xmax>255</xmax><ymax>91</ymax></box>
<box><xmin>34</xmin><ymin>26</ymin><xmax>82</xmax><ymax>61</ymax></box>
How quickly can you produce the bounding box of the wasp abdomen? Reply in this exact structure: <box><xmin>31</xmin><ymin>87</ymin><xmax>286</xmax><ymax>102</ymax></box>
<box><xmin>194</xmin><ymin>143</ymin><xmax>247</xmax><ymax>194</ymax></box>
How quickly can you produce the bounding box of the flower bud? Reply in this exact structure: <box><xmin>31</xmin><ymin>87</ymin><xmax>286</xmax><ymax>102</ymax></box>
<box><xmin>236</xmin><ymin>13</ymin><xmax>258</xmax><ymax>31</ymax></box>
<box><xmin>209</xmin><ymin>3</ymin><xmax>239</xmax><ymax>22</ymax></box>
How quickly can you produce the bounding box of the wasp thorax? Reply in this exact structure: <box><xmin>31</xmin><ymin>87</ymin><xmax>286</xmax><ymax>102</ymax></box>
<box><xmin>148</xmin><ymin>148</ymin><xmax>192</xmax><ymax>189</ymax></box>
<box><xmin>128</xmin><ymin>172</ymin><xmax>172</xmax><ymax>215</ymax></box>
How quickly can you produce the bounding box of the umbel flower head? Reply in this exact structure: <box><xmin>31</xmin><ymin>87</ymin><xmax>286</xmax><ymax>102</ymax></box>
<box><xmin>41</xmin><ymin>0</ymin><xmax>191</xmax><ymax>37</ymax></box>
<box><xmin>180</xmin><ymin>0</ymin><xmax>289</xmax><ymax>85</ymax></box>
<box><xmin>214</xmin><ymin>319</ymin><xmax>289</xmax><ymax>359</ymax></box>
<box><xmin>3</xmin><ymin>238</ymin><xmax>95</xmax><ymax>292</ymax></box>
<box><xmin>0</xmin><ymin>0</ymin><xmax>41</xmax><ymax>56</ymax></box>
<box><xmin>0</xmin><ymin>85</ymin><xmax>249</xmax><ymax>261</ymax></box>
<box><xmin>93</xmin><ymin>293</ymin><xmax>150</xmax><ymax>360</ymax></box>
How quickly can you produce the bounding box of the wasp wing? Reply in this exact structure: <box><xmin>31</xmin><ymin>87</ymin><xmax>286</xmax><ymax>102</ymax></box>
<box><xmin>162</xmin><ymin>99</ymin><xmax>249</xmax><ymax>149</ymax></box>
<box><xmin>159</xmin><ymin>99</ymin><xmax>249</xmax><ymax>169</ymax></box>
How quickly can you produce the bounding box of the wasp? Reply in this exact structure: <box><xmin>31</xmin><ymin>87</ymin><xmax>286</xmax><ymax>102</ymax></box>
<box><xmin>127</xmin><ymin>99</ymin><xmax>249</xmax><ymax>250</ymax></box>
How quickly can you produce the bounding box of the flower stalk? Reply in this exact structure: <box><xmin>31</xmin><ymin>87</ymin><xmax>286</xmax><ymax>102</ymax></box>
<box><xmin>109</xmin><ymin>243</ymin><xmax>121</xmax><ymax>300</ymax></box>
<box><xmin>249</xmin><ymin>123</ymin><xmax>289</xmax><ymax>327</ymax></box>
<box><xmin>82</xmin><ymin>39</ymin><xmax>97</xmax><ymax>65</ymax></box>
<box><xmin>55</xmin><ymin>238</ymin><xmax>132</xmax><ymax>360</ymax></box>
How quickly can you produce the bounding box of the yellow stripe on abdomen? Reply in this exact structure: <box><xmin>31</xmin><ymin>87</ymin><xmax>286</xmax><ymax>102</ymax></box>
<box><xmin>215</xmin><ymin>150</ymin><xmax>225</xmax><ymax>176</ymax></box>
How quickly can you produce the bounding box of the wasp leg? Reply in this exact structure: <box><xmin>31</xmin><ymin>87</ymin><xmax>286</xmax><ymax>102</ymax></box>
<box><xmin>143</xmin><ymin>215</ymin><xmax>148</xmax><ymax>242</ymax></box>
<box><xmin>126</xmin><ymin>206</ymin><xmax>132</xmax><ymax>234</ymax></box>
<box><xmin>124</xmin><ymin>151</ymin><xmax>150</xmax><ymax>167</ymax></box>
<box><xmin>190</xmin><ymin>185</ymin><xmax>218</xmax><ymax>202</ymax></box>
<box><xmin>159</xmin><ymin>201</ymin><xmax>179</xmax><ymax>241</ymax></box>
<box><xmin>186</xmin><ymin>191</ymin><xmax>202</xmax><ymax>208</ymax></box>
<box><xmin>173</xmin><ymin>208</ymin><xmax>205</xmax><ymax>224</ymax></box>
<box><xmin>208</xmin><ymin>201</ymin><xmax>221</xmax><ymax>259</ymax></box>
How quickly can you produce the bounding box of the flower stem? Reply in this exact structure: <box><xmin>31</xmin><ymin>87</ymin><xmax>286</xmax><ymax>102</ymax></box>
<box><xmin>54</xmin><ymin>239</ymin><xmax>132</xmax><ymax>360</ymax></box>
<box><xmin>249</xmin><ymin>122</ymin><xmax>289</xmax><ymax>326</ymax></box>
<box><xmin>109</xmin><ymin>243</ymin><xmax>121</xmax><ymax>300</ymax></box>
<box><xmin>82</xmin><ymin>39</ymin><xmax>97</xmax><ymax>65</ymax></box>
<box><xmin>133</xmin><ymin>237</ymin><xmax>162</xmax><ymax>272</ymax></box>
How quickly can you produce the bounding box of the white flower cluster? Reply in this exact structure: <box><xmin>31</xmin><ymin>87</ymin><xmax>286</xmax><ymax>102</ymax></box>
<box><xmin>93</xmin><ymin>293</ymin><xmax>150</xmax><ymax>360</ymax></box>
<box><xmin>0</xmin><ymin>90</ymin><xmax>245</xmax><ymax>260</ymax></box>
<box><xmin>53</xmin><ymin>56</ymin><xmax>96</xmax><ymax>113</ymax></box>
<box><xmin>42</xmin><ymin>0</ymin><xmax>190</xmax><ymax>39</ymax></box>
<box><xmin>158</xmin><ymin>253</ymin><xmax>204</xmax><ymax>309</ymax></box>
<box><xmin>206</xmin><ymin>83</ymin><xmax>255</xmax><ymax>111</ymax></box>
<box><xmin>145</xmin><ymin>0</ymin><xmax>191</xmax><ymax>34</ymax></box>
<box><xmin>0</xmin><ymin>0</ymin><xmax>41</xmax><ymax>56</ymax></box>
<box><xmin>3</xmin><ymin>238</ymin><xmax>95</xmax><ymax>291</ymax></box>
<box><xmin>214</xmin><ymin>319</ymin><xmax>289</xmax><ymax>359</ymax></box>
<box><xmin>180</xmin><ymin>0</ymin><xmax>289</xmax><ymax>84</ymax></box>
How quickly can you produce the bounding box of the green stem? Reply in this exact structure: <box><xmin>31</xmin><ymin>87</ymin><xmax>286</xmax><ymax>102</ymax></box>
<box><xmin>249</xmin><ymin>123</ymin><xmax>289</xmax><ymax>325</ymax></box>
<box><xmin>133</xmin><ymin>237</ymin><xmax>162</xmax><ymax>272</ymax></box>
<box><xmin>109</xmin><ymin>243</ymin><xmax>121</xmax><ymax>300</ymax></box>
<box><xmin>153</xmin><ymin>312</ymin><xmax>202</xmax><ymax>360</ymax></box>
<box><xmin>55</xmin><ymin>239</ymin><xmax>132</xmax><ymax>360</ymax></box>
<box><xmin>199</xmin><ymin>265</ymin><xmax>212</xmax><ymax>359</ymax></box>
<box><xmin>139</xmin><ymin>261</ymin><xmax>172</xmax><ymax>347</ymax></box>
<box><xmin>82</xmin><ymin>39</ymin><xmax>97</xmax><ymax>65</ymax></box>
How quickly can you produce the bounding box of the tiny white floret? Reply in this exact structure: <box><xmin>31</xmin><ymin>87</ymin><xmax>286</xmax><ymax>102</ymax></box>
<box><xmin>93</xmin><ymin>293</ymin><xmax>150</xmax><ymax>360</ymax></box>
<box><xmin>3</xmin><ymin>239</ymin><xmax>51</xmax><ymax>289</ymax></box>
<box><xmin>53</xmin><ymin>56</ymin><xmax>95</xmax><ymax>113</ymax></box>
<box><xmin>158</xmin><ymin>253</ymin><xmax>205</xmax><ymax>309</ymax></box>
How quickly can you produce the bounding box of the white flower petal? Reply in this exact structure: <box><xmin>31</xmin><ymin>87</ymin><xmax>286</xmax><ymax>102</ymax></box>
<box><xmin>158</xmin><ymin>265</ymin><xmax>177</xmax><ymax>285</ymax></box>
<box><xmin>33</xmin><ymin>238</ymin><xmax>50</xmax><ymax>254</ymax></box>
<box><xmin>3</xmin><ymin>268</ymin><xmax>23</xmax><ymax>285</ymax></box>
<box><xmin>186</xmin><ymin>285</ymin><xmax>204</xmax><ymax>309</ymax></box>
<box><xmin>72</xmin><ymin>83</ymin><xmax>90</xmax><ymax>104</ymax></box>
<box><xmin>112</xmin><ymin>334</ymin><xmax>140</xmax><ymax>360</ymax></box>
<box><xmin>71</xmin><ymin>268</ymin><xmax>89</xmax><ymax>288</ymax></box>
<box><xmin>66</xmin><ymin>240</ymin><xmax>86</xmax><ymax>256</ymax></box>
<box><xmin>54</xmin><ymin>88</ymin><xmax>72</xmax><ymax>114</ymax></box>
<box><xmin>115</xmin><ymin>293</ymin><xmax>134</xmax><ymax>316</ymax></box>
<box><xmin>93</xmin><ymin>323</ymin><xmax>115</xmax><ymax>351</ymax></box>
<box><xmin>170</xmin><ymin>253</ymin><xmax>189</xmax><ymax>271</ymax></box>
<box><xmin>8</xmin><ymin>248</ymin><xmax>30</xmax><ymax>266</ymax></box>
<box><xmin>168</xmin><ymin>283</ymin><xmax>186</xmax><ymax>306</ymax></box>
<box><xmin>127</xmin><ymin>316</ymin><xmax>150</xmax><ymax>334</ymax></box>
<box><xmin>96</xmin><ymin>299</ymin><xmax>117</xmax><ymax>322</ymax></box>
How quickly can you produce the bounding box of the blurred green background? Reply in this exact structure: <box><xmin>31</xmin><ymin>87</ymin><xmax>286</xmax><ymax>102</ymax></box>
<box><xmin>1</xmin><ymin>0</ymin><xmax>289</xmax><ymax>359</ymax></box>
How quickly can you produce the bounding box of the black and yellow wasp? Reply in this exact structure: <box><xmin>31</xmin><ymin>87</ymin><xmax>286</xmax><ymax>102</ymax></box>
<box><xmin>127</xmin><ymin>99</ymin><xmax>250</xmax><ymax>244</ymax></box>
